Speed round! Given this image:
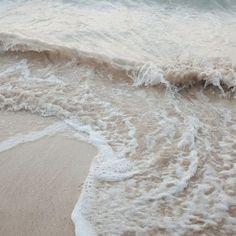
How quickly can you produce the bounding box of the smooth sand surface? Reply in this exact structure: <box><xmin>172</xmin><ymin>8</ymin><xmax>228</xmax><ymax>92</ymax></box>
<box><xmin>0</xmin><ymin>113</ymin><xmax>97</xmax><ymax>236</ymax></box>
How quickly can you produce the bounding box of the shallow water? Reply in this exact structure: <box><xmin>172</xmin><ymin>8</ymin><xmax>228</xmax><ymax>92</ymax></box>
<box><xmin>0</xmin><ymin>0</ymin><xmax>236</xmax><ymax>235</ymax></box>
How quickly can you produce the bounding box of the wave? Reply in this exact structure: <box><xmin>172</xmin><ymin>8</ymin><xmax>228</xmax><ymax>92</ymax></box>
<box><xmin>0</xmin><ymin>33</ymin><xmax>236</xmax><ymax>93</ymax></box>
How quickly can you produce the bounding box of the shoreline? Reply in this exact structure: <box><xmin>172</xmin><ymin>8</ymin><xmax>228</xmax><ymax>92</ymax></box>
<box><xmin>0</xmin><ymin>112</ymin><xmax>97</xmax><ymax>236</ymax></box>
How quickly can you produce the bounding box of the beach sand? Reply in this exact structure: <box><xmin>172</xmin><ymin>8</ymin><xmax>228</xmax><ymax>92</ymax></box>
<box><xmin>0</xmin><ymin>112</ymin><xmax>97</xmax><ymax>236</ymax></box>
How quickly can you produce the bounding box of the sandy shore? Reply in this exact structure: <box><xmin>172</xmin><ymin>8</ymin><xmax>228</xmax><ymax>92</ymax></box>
<box><xmin>0</xmin><ymin>112</ymin><xmax>97</xmax><ymax>236</ymax></box>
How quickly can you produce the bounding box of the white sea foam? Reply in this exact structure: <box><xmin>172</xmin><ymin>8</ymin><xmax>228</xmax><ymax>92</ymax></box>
<box><xmin>65</xmin><ymin>119</ymin><xmax>136</xmax><ymax>235</ymax></box>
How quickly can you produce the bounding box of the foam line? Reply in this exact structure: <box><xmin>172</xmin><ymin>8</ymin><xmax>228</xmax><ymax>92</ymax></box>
<box><xmin>0</xmin><ymin>121</ymin><xmax>67</xmax><ymax>153</ymax></box>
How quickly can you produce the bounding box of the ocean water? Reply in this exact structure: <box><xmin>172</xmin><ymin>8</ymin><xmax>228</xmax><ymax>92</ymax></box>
<box><xmin>0</xmin><ymin>0</ymin><xmax>236</xmax><ymax>235</ymax></box>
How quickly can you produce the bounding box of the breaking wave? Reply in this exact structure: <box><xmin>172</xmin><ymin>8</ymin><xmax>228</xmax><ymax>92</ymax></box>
<box><xmin>1</xmin><ymin>33</ymin><xmax>236</xmax><ymax>93</ymax></box>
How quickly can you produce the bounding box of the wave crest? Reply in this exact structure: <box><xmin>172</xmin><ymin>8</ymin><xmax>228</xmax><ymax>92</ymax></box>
<box><xmin>0</xmin><ymin>33</ymin><xmax>236</xmax><ymax>93</ymax></box>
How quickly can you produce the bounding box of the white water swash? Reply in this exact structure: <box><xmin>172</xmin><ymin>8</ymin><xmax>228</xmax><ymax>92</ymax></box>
<box><xmin>0</xmin><ymin>0</ymin><xmax>236</xmax><ymax>235</ymax></box>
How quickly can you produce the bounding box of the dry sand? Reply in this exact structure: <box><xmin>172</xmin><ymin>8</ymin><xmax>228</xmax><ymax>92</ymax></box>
<box><xmin>0</xmin><ymin>112</ymin><xmax>97</xmax><ymax>236</ymax></box>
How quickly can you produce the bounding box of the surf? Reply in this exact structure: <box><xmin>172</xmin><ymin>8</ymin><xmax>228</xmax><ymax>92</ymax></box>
<box><xmin>0</xmin><ymin>0</ymin><xmax>236</xmax><ymax>235</ymax></box>
<box><xmin>0</xmin><ymin>33</ymin><xmax>235</xmax><ymax>94</ymax></box>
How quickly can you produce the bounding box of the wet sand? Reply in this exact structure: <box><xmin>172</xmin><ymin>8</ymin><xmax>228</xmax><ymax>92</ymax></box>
<box><xmin>0</xmin><ymin>112</ymin><xmax>97</xmax><ymax>236</ymax></box>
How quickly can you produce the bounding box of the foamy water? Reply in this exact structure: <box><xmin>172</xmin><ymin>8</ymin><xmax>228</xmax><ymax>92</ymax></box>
<box><xmin>0</xmin><ymin>0</ymin><xmax>236</xmax><ymax>235</ymax></box>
